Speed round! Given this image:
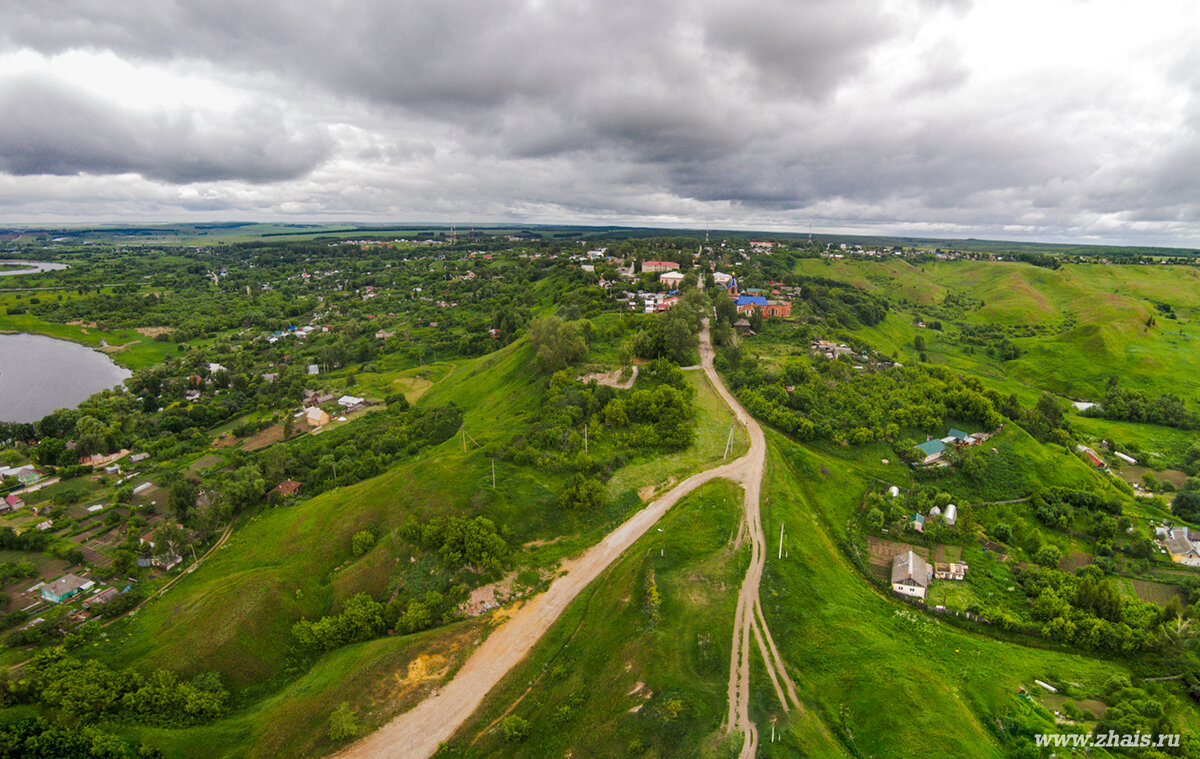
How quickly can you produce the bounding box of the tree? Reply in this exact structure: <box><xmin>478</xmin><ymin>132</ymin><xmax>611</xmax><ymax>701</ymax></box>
<box><xmin>1034</xmin><ymin>544</ymin><xmax>1062</xmax><ymax>568</ymax></box>
<box><xmin>562</xmin><ymin>474</ymin><xmax>606</xmax><ymax>512</ymax></box>
<box><xmin>328</xmin><ymin>702</ymin><xmax>359</xmax><ymax>742</ymax></box>
<box><xmin>224</xmin><ymin>465</ymin><xmax>266</xmax><ymax>511</ymax></box>
<box><xmin>169</xmin><ymin>480</ymin><xmax>195</xmax><ymax>521</ymax></box>
<box><xmin>530</xmin><ymin>315</ymin><xmax>586</xmax><ymax>373</ymax></box>
<box><xmin>1174</xmin><ymin>490</ymin><xmax>1200</xmax><ymax>522</ymax></box>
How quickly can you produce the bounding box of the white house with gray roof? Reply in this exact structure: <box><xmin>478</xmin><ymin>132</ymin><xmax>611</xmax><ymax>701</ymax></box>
<box><xmin>891</xmin><ymin>551</ymin><xmax>932</xmax><ymax>600</ymax></box>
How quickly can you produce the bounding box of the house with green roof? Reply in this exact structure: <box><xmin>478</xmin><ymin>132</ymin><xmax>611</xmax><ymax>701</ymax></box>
<box><xmin>915</xmin><ymin>439</ymin><xmax>945</xmax><ymax>463</ymax></box>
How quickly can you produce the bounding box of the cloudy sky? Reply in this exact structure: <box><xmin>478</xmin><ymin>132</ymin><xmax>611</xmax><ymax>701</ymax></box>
<box><xmin>0</xmin><ymin>0</ymin><xmax>1197</xmax><ymax>245</ymax></box>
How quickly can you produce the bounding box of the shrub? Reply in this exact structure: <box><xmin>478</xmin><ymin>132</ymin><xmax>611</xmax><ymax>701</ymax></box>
<box><xmin>351</xmin><ymin>529</ymin><xmax>376</xmax><ymax>557</ymax></box>
<box><xmin>501</xmin><ymin>715</ymin><xmax>531</xmax><ymax>742</ymax></box>
<box><xmin>328</xmin><ymin>702</ymin><xmax>359</xmax><ymax>742</ymax></box>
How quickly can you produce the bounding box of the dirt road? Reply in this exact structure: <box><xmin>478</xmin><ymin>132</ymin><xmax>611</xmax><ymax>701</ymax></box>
<box><xmin>337</xmin><ymin>321</ymin><xmax>793</xmax><ymax>759</ymax></box>
<box><xmin>697</xmin><ymin>322</ymin><xmax>800</xmax><ymax>758</ymax></box>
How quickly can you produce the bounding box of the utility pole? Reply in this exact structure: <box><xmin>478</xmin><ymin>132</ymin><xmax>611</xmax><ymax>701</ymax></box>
<box><xmin>778</xmin><ymin>523</ymin><xmax>785</xmax><ymax>560</ymax></box>
<box><xmin>584</xmin><ymin>423</ymin><xmax>588</xmax><ymax>453</ymax></box>
<box><xmin>491</xmin><ymin>458</ymin><xmax>496</xmax><ymax>489</ymax></box>
<box><xmin>723</xmin><ymin>424</ymin><xmax>734</xmax><ymax>460</ymax></box>
<box><xmin>658</xmin><ymin>528</ymin><xmax>665</xmax><ymax>557</ymax></box>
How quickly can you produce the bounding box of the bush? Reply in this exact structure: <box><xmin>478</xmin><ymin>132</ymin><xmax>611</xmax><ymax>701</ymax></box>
<box><xmin>501</xmin><ymin>715</ymin><xmax>531</xmax><ymax>742</ymax></box>
<box><xmin>328</xmin><ymin>702</ymin><xmax>359</xmax><ymax>742</ymax></box>
<box><xmin>351</xmin><ymin>529</ymin><xmax>376</xmax><ymax>557</ymax></box>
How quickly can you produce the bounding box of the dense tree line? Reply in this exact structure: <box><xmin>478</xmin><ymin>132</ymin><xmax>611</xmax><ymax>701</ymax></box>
<box><xmin>724</xmin><ymin>355</ymin><xmax>1004</xmax><ymax>445</ymax></box>
<box><xmin>16</xmin><ymin>647</ymin><xmax>228</xmax><ymax>727</ymax></box>
<box><xmin>1087</xmin><ymin>377</ymin><xmax>1200</xmax><ymax>430</ymax></box>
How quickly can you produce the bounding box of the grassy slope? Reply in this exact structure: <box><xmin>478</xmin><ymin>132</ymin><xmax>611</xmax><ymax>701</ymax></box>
<box><xmin>757</xmin><ymin>435</ymin><xmax>1177</xmax><ymax>758</ymax></box>
<box><xmin>437</xmin><ymin>480</ymin><xmax>816</xmax><ymax>758</ymax></box>
<box><xmin>92</xmin><ymin>341</ymin><xmax>547</xmax><ymax>691</ymax></box>
<box><xmin>129</xmin><ymin>617</ymin><xmax>494</xmax><ymax>759</ymax></box>
<box><xmin>793</xmin><ymin>258</ymin><xmax>1200</xmax><ymax>406</ymax></box>
<box><xmin>83</xmin><ymin>339</ymin><xmax>759</xmax><ymax>757</ymax></box>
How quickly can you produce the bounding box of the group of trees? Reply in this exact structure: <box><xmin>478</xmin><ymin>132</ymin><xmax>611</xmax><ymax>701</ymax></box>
<box><xmin>1088</xmin><ymin>377</ymin><xmax>1200</xmax><ymax>430</ymax></box>
<box><xmin>18</xmin><ymin>647</ymin><xmax>228</xmax><ymax>727</ymax></box>
<box><xmin>729</xmin><ymin>359</ymin><xmax>1004</xmax><ymax>446</ymax></box>
<box><xmin>292</xmin><ymin>589</ymin><xmax>452</xmax><ymax>654</ymax></box>
<box><xmin>399</xmin><ymin>515</ymin><xmax>508</xmax><ymax>576</ymax></box>
<box><xmin>509</xmin><ymin>360</ymin><xmax>695</xmax><ymax>473</ymax></box>
<box><xmin>1018</xmin><ymin>565</ymin><xmax>1172</xmax><ymax>654</ymax></box>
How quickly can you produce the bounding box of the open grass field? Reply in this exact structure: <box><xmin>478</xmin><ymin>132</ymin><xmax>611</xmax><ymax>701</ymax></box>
<box><xmin>792</xmin><ymin>257</ymin><xmax>1200</xmax><ymax>407</ymax></box>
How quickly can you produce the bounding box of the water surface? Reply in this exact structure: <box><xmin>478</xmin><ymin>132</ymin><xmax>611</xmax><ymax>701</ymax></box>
<box><xmin>0</xmin><ymin>333</ymin><xmax>130</xmax><ymax>423</ymax></box>
<box><xmin>0</xmin><ymin>260</ymin><xmax>69</xmax><ymax>277</ymax></box>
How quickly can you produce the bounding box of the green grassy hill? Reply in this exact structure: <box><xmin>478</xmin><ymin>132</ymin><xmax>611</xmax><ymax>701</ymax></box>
<box><xmin>792</xmin><ymin>258</ymin><xmax>1200</xmax><ymax>405</ymax></box>
<box><xmin>757</xmin><ymin>435</ymin><xmax>1196</xmax><ymax>757</ymax></box>
<box><xmin>75</xmin><ymin>338</ymin><xmax>755</xmax><ymax>757</ymax></box>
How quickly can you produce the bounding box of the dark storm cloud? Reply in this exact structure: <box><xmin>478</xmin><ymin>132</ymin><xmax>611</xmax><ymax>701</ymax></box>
<box><xmin>0</xmin><ymin>75</ymin><xmax>331</xmax><ymax>183</ymax></box>
<box><xmin>0</xmin><ymin>0</ymin><xmax>1196</xmax><ymax>244</ymax></box>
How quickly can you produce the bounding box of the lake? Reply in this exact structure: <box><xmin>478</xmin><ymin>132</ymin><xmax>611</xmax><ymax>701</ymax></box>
<box><xmin>0</xmin><ymin>333</ymin><xmax>131</xmax><ymax>423</ymax></box>
<box><xmin>0</xmin><ymin>260</ymin><xmax>69</xmax><ymax>277</ymax></box>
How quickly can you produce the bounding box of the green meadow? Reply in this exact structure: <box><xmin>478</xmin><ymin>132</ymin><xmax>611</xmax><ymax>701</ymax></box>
<box><xmin>793</xmin><ymin>258</ymin><xmax>1200</xmax><ymax>406</ymax></box>
<box><xmin>756</xmin><ymin>435</ymin><xmax>1195</xmax><ymax>757</ymax></box>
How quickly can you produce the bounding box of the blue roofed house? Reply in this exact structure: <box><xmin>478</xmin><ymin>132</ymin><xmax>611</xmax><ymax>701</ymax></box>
<box><xmin>915</xmin><ymin>439</ymin><xmax>945</xmax><ymax>463</ymax></box>
<box><xmin>735</xmin><ymin>295</ymin><xmax>769</xmax><ymax>314</ymax></box>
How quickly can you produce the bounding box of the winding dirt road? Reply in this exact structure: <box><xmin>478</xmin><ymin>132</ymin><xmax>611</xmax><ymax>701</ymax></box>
<box><xmin>337</xmin><ymin>321</ymin><xmax>794</xmax><ymax>759</ymax></box>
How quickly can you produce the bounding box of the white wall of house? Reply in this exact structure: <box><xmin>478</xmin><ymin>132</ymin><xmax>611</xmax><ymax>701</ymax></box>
<box><xmin>892</xmin><ymin>581</ymin><xmax>927</xmax><ymax>600</ymax></box>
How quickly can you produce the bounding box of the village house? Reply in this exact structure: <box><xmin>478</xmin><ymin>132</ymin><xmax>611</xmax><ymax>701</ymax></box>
<box><xmin>272</xmin><ymin>479</ymin><xmax>302</xmax><ymax>498</ymax></box>
<box><xmin>642</xmin><ymin>260</ymin><xmax>679</xmax><ymax>274</ymax></box>
<box><xmin>891</xmin><ymin>551</ymin><xmax>932</xmax><ymax>600</ymax></box>
<box><xmin>2</xmin><ymin>494</ymin><xmax>24</xmax><ymax>512</ymax></box>
<box><xmin>129</xmin><ymin>452</ymin><xmax>150</xmax><ymax>463</ymax></box>
<box><xmin>305</xmin><ymin>407</ymin><xmax>330</xmax><ymax>427</ymax></box>
<box><xmin>42</xmin><ymin>573</ymin><xmax>93</xmax><ymax>604</ymax></box>
<box><xmin>82</xmin><ymin>587</ymin><xmax>120</xmax><ymax>609</ymax></box>
<box><xmin>1165</xmin><ymin>528</ymin><xmax>1200</xmax><ymax>566</ymax></box>
<box><xmin>712</xmin><ymin>272</ymin><xmax>738</xmax><ymax>296</ymax></box>
<box><xmin>934</xmin><ymin>562</ymin><xmax>969</xmax><ymax>581</ymax></box>
<box><xmin>337</xmin><ymin>395</ymin><xmax>367</xmax><ymax>411</ymax></box>
<box><xmin>1076</xmin><ymin>444</ymin><xmax>1106</xmax><ymax>468</ymax></box>
<box><xmin>911</xmin><ymin>513</ymin><xmax>926</xmax><ymax>532</ymax></box>
<box><xmin>810</xmin><ymin>340</ymin><xmax>854</xmax><ymax>359</ymax></box>
<box><xmin>915</xmin><ymin>439</ymin><xmax>945</xmax><ymax>464</ymax></box>
<box><xmin>733</xmin><ymin>318</ymin><xmax>754</xmax><ymax>334</ymax></box>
